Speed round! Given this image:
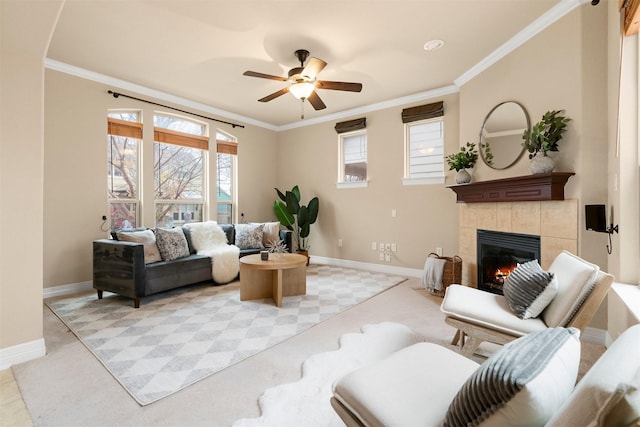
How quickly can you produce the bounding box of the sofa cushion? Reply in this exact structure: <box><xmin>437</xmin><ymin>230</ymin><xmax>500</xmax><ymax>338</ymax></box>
<box><xmin>332</xmin><ymin>342</ymin><xmax>480</xmax><ymax>427</ymax></box>
<box><xmin>546</xmin><ymin>324</ymin><xmax>640</xmax><ymax>427</ymax></box>
<box><xmin>503</xmin><ymin>260</ymin><xmax>558</xmax><ymax>319</ymax></box>
<box><xmin>154</xmin><ymin>227</ymin><xmax>190</xmax><ymax>261</ymax></box>
<box><xmin>116</xmin><ymin>229</ymin><xmax>162</xmax><ymax>264</ymax></box>
<box><xmin>444</xmin><ymin>327</ymin><xmax>580</xmax><ymax>427</ymax></box>
<box><xmin>235</xmin><ymin>223</ymin><xmax>264</xmax><ymax>250</ymax></box>
<box><xmin>441</xmin><ymin>285</ymin><xmax>548</xmax><ymax>336</ymax></box>
<box><xmin>542</xmin><ymin>251</ymin><xmax>599</xmax><ymax>327</ymax></box>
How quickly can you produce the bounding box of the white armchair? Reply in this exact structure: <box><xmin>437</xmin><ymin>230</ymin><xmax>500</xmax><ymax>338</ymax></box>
<box><xmin>440</xmin><ymin>251</ymin><xmax>614</xmax><ymax>358</ymax></box>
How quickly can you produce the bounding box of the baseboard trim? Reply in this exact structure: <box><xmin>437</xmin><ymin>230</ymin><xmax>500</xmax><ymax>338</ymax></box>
<box><xmin>0</xmin><ymin>338</ymin><xmax>46</xmax><ymax>371</ymax></box>
<box><xmin>43</xmin><ymin>281</ymin><xmax>93</xmax><ymax>299</ymax></box>
<box><xmin>311</xmin><ymin>256</ymin><xmax>423</xmax><ymax>278</ymax></box>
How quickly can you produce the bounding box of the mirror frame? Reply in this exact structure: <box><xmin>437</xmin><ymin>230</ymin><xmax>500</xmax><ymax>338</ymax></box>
<box><xmin>479</xmin><ymin>101</ymin><xmax>530</xmax><ymax>170</ymax></box>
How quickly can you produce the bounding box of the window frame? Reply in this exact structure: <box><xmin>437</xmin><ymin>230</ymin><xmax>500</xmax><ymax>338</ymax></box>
<box><xmin>153</xmin><ymin>113</ymin><xmax>208</xmax><ymax>227</ymax></box>
<box><xmin>215</xmin><ymin>130</ymin><xmax>237</xmax><ymax>224</ymax></box>
<box><xmin>107</xmin><ymin>110</ymin><xmax>142</xmax><ymax>230</ymax></box>
<box><xmin>403</xmin><ymin>116</ymin><xmax>445</xmax><ymax>186</ymax></box>
<box><xmin>337</xmin><ymin>129</ymin><xmax>368</xmax><ymax>189</ymax></box>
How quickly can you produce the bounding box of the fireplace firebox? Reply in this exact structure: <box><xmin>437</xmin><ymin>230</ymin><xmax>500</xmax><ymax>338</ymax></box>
<box><xmin>477</xmin><ymin>229</ymin><xmax>541</xmax><ymax>294</ymax></box>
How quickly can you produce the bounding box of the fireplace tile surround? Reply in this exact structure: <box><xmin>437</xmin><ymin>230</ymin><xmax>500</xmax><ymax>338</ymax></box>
<box><xmin>458</xmin><ymin>199</ymin><xmax>578</xmax><ymax>287</ymax></box>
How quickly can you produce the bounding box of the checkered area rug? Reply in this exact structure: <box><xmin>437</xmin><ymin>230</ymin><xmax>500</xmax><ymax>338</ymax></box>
<box><xmin>45</xmin><ymin>265</ymin><xmax>405</xmax><ymax>406</ymax></box>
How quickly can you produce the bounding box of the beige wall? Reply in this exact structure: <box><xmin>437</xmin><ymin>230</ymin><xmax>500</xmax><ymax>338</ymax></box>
<box><xmin>458</xmin><ymin>5</ymin><xmax>609</xmax><ymax>328</ymax></box>
<box><xmin>1</xmin><ymin>1</ymin><xmax>63</xmax><ymax>351</ymax></box>
<box><xmin>276</xmin><ymin>94</ymin><xmax>460</xmax><ymax>269</ymax></box>
<box><xmin>43</xmin><ymin>71</ymin><xmax>279</xmax><ymax>288</ymax></box>
<box><xmin>460</xmin><ymin>5</ymin><xmax>608</xmax><ymax>266</ymax></box>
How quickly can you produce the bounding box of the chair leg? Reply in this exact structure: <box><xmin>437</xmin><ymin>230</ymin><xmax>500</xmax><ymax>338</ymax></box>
<box><xmin>451</xmin><ymin>330</ymin><xmax>460</xmax><ymax>345</ymax></box>
<box><xmin>461</xmin><ymin>336</ymin><xmax>483</xmax><ymax>358</ymax></box>
<box><xmin>451</xmin><ymin>330</ymin><xmax>466</xmax><ymax>348</ymax></box>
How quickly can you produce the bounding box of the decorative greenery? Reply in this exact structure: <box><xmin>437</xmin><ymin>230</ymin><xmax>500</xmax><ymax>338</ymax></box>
<box><xmin>274</xmin><ymin>185</ymin><xmax>319</xmax><ymax>252</ymax></box>
<box><xmin>445</xmin><ymin>142</ymin><xmax>479</xmax><ymax>171</ymax></box>
<box><xmin>266</xmin><ymin>238</ymin><xmax>288</xmax><ymax>254</ymax></box>
<box><xmin>522</xmin><ymin>110</ymin><xmax>571</xmax><ymax>159</ymax></box>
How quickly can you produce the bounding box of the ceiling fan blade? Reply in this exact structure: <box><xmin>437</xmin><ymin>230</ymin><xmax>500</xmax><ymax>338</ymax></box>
<box><xmin>317</xmin><ymin>80</ymin><xmax>363</xmax><ymax>92</ymax></box>
<box><xmin>243</xmin><ymin>70</ymin><xmax>288</xmax><ymax>81</ymax></box>
<box><xmin>258</xmin><ymin>87</ymin><xmax>290</xmax><ymax>102</ymax></box>
<box><xmin>307</xmin><ymin>91</ymin><xmax>326</xmax><ymax>110</ymax></box>
<box><xmin>302</xmin><ymin>57</ymin><xmax>327</xmax><ymax>80</ymax></box>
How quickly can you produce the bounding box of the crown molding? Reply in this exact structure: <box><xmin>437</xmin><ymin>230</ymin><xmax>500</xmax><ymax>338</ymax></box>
<box><xmin>276</xmin><ymin>85</ymin><xmax>459</xmax><ymax>131</ymax></box>
<box><xmin>44</xmin><ymin>59</ymin><xmax>278</xmax><ymax>131</ymax></box>
<box><xmin>455</xmin><ymin>0</ymin><xmax>590</xmax><ymax>87</ymax></box>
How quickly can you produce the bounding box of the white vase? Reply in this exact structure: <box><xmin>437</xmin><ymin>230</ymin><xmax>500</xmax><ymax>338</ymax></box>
<box><xmin>455</xmin><ymin>169</ymin><xmax>472</xmax><ymax>184</ymax></box>
<box><xmin>529</xmin><ymin>153</ymin><xmax>555</xmax><ymax>174</ymax></box>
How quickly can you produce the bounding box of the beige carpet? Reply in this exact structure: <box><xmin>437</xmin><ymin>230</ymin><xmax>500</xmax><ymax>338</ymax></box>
<box><xmin>12</xmin><ymin>275</ymin><xmax>605</xmax><ymax>427</ymax></box>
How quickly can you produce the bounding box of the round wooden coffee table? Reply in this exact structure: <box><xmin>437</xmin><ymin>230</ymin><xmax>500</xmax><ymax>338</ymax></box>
<box><xmin>239</xmin><ymin>253</ymin><xmax>307</xmax><ymax>307</ymax></box>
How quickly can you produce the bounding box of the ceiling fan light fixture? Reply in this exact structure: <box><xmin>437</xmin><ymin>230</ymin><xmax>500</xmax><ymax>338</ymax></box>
<box><xmin>289</xmin><ymin>82</ymin><xmax>315</xmax><ymax>100</ymax></box>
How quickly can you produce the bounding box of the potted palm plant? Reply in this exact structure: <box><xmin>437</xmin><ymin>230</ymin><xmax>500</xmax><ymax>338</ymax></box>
<box><xmin>522</xmin><ymin>110</ymin><xmax>571</xmax><ymax>174</ymax></box>
<box><xmin>445</xmin><ymin>142</ymin><xmax>478</xmax><ymax>184</ymax></box>
<box><xmin>274</xmin><ymin>185</ymin><xmax>319</xmax><ymax>265</ymax></box>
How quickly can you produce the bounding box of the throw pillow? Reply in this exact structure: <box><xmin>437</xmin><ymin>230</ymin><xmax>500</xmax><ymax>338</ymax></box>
<box><xmin>235</xmin><ymin>223</ymin><xmax>264</xmax><ymax>250</ymax></box>
<box><xmin>542</xmin><ymin>251</ymin><xmax>600</xmax><ymax>327</ymax></box>
<box><xmin>503</xmin><ymin>260</ymin><xmax>558</xmax><ymax>319</ymax></box>
<box><xmin>154</xmin><ymin>227</ymin><xmax>190</xmax><ymax>261</ymax></box>
<box><xmin>116</xmin><ymin>229</ymin><xmax>162</xmax><ymax>264</ymax></box>
<box><xmin>258</xmin><ymin>222</ymin><xmax>281</xmax><ymax>247</ymax></box>
<box><xmin>443</xmin><ymin>327</ymin><xmax>581</xmax><ymax>427</ymax></box>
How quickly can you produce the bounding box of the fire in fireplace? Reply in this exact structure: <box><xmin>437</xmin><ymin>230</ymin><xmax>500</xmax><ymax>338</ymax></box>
<box><xmin>477</xmin><ymin>229</ymin><xmax>541</xmax><ymax>294</ymax></box>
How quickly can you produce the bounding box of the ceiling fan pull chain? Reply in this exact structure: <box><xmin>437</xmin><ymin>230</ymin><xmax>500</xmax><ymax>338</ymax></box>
<box><xmin>300</xmin><ymin>99</ymin><xmax>305</xmax><ymax>120</ymax></box>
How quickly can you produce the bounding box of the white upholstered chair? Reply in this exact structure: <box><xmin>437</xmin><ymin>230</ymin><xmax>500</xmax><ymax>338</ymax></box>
<box><xmin>440</xmin><ymin>250</ymin><xmax>614</xmax><ymax>357</ymax></box>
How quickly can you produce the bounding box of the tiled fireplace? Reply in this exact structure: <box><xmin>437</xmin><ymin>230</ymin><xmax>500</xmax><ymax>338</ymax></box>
<box><xmin>458</xmin><ymin>199</ymin><xmax>578</xmax><ymax>288</ymax></box>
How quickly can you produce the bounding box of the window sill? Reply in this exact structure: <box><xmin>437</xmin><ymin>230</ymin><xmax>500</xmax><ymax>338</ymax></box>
<box><xmin>337</xmin><ymin>181</ymin><xmax>368</xmax><ymax>189</ymax></box>
<box><xmin>402</xmin><ymin>177</ymin><xmax>445</xmax><ymax>186</ymax></box>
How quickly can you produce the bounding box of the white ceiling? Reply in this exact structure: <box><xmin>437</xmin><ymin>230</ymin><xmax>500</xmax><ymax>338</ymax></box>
<box><xmin>46</xmin><ymin>0</ymin><xmax>587</xmax><ymax>129</ymax></box>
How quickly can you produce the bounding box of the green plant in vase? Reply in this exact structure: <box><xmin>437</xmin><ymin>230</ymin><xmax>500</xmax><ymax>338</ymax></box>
<box><xmin>522</xmin><ymin>110</ymin><xmax>571</xmax><ymax>174</ymax></box>
<box><xmin>274</xmin><ymin>185</ymin><xmax>319</xmax><ymax>259</ymax></box>
<box><xmin>445</xmin><ymin>142</ymin><xmax>478</xmax><ymax>184</ymax></box>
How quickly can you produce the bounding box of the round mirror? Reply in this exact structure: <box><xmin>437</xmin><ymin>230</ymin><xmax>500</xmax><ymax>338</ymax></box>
<box><xmin>479</xmin><ymin>101</ymin><xmax>530</xmax><ymax>170</ymax></box>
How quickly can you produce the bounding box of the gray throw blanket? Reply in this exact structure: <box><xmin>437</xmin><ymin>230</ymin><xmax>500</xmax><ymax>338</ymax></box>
<box><xmin>422</xmin><ymin>256</ymin><xmax>447</xmax><ymax>292</ymax></box>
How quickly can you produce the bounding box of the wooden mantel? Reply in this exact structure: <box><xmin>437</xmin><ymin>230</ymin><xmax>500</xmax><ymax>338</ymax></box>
<box><xmin>447</xmin><ymin>172</ymin><xmax>575</xmax><ymax>203</ymax></box>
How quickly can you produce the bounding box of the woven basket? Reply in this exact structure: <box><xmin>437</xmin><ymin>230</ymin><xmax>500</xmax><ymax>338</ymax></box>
<box><xmin>426</xmin><ymin>253</ymin><xmax>462</xmax><ymax>297</ymax></box>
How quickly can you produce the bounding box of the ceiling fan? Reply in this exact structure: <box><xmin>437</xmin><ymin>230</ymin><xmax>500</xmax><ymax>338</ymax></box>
<box><xmin>243</xmin><ymin>49</ymin><xmax>363</xmax><ymax>113</ymax></box>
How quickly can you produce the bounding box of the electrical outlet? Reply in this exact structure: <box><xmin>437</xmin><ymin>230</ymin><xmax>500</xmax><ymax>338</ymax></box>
<box><xmin>391</xmin><ymin>243</ymin><xmax>397</xmax><ymax>252</ymax></box>
<box><xmin>371</xmin><ymin>242</ymin><xmax>377</xmax><ymax>250</ymax></box>
<box><xmin>385</xmin><ymin>243</ymin><xmax>391</xmax><ymax>251</ymax></box>
<box><xmin>338</xmin><ymin>239</ymin><xmax>343</xmax><ymax>247</ymax></box>
<box><xmin>379</xmin><ymin>243</ymin><xmax>384</xmax><ymax>252</ymax></box>
<box><xmin>385</xmin><ymin>253</ymin><xmax>391</xmax><ymax>262</ymax></box>
<box><xmin>379</xmin><ymin>252</ymin><xmax>385</xmax><ymax>261</ymax></box>
<box><xmin>436</xmin><ymin>247</ymin><xmax>443</xmax><ymax>256</ymax></box>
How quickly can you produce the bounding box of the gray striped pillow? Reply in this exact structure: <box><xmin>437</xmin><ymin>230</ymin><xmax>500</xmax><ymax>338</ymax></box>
<box><xmin>503</xmin><ymin>259</ymin><xmax>558</xmax><ymax>319</ymax></box>
<box><xmin>444</xmin><ymin>327</ymin><xmax>580</xmax><ymax>427</ymax></box>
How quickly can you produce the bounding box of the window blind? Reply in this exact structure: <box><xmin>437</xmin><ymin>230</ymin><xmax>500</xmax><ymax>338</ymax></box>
<box><xmin>108</xmin><ymin>117</ymin><xmax>143</xmax><ymax>139</ymax></box>
<box><xmin>401</xmin><ymin>101</ymin><xmax>444</xmax><ymax>123</ymax></box>
<box><xmin>335</xmin><ymin>117</ymin><xmax>366</xmax><ymax>134</ymax></box>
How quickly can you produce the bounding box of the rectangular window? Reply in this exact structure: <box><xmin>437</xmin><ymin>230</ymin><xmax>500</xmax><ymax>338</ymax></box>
<box><xmin>107</xmin><ymin>111</ymin><xmax>141</xmax><ymax>230</ymax></box>
<box><xmin>154</xmin><ymin>113</ymin><xmax>207</xmax><ymax>227</ymax></box>
<box><xmin>338</xmin><ymin>130</ymin><xmax>368</xmax><ymax>188</ymax></box>
<box><xmin>404</xmin><ymin>118</ymin><xmax>445</xmax><ymax>185</ymax></box>
<box><xmin>216</xmin><ymin>132</ymin><xmax>236</xmax><ymax>224</ymax></box>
